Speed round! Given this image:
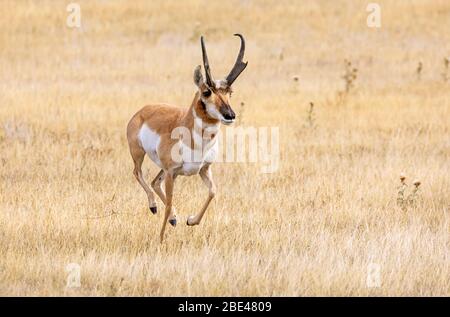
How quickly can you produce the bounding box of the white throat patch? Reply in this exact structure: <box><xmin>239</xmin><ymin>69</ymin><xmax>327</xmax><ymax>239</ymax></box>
<box><xmin>193</xmin><ymin>106</ymin><xmax>221</xmax><ymax>127</ymax></box>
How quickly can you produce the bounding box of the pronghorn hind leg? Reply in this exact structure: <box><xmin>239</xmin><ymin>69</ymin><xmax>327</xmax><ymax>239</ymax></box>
<box><xmin>187</xmin><ymin>165</ymin><xmax>216</xmax><ymax>226</ymax></box>
<box><xmin>130</xmin><ymin>146</ymin><xmax>157</xmax><ymax>214</ymax></box>
<box><xmin>160</xmin><ymin>171</ymin><xmax>177</xmax><ymax>242</ymax></box>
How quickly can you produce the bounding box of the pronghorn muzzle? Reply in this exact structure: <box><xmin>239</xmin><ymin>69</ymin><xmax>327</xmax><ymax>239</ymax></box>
<box><xmin>220</xmin><ymin>104</ymin><xmax>235</xmax><ymax>124</ymax></box>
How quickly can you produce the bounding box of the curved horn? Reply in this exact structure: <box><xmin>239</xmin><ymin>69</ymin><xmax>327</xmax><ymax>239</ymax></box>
<box><xmin>201</xmin><ymin>36</ymin><xmax>214</xmax><ymax>87</ymax></box>
<box><xmin>225</xmin><ymin>34</ymin><xmax>248</xmax><ymax>86</ymax></box>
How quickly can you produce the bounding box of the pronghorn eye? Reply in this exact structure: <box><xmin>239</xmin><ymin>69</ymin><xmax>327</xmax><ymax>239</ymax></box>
<box><xmin>202</xmin><ymin>89</ymin><xmax>211</xmax><ymax>98</ymax></box>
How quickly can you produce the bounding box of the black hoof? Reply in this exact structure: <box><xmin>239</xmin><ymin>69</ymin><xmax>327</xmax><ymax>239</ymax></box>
<box><xmin>150</xmin><ymin>206</ymin><xmax>157</xmax><ymax>214</ymax></box>
<box><xmin>169</xmin><ymin>218</ymin><xmax>177</xmax><ymax>227</ymax></box>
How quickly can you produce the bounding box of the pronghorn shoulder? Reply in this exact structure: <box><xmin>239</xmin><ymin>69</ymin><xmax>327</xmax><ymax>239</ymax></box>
<box><xmin>137</xmin><ymin>103</ymin><xmax>187</xmax><ymax>135</ymax></box>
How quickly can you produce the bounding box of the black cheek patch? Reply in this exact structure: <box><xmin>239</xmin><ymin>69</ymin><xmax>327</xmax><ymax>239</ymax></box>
<box><xmin>200</xmin><ymin>100</ymin><xmax>207</xmax><ymax>112</ymax></box>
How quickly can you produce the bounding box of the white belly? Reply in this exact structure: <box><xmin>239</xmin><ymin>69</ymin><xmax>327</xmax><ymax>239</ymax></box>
<box><xmin>181</xmin><ymin>161</ymin><xmax>204</xmax><ymax>176</ymax></box>
<box><xmin>138</xmin><ymin>124</ymin><xmax>163</xmax><ymax>168</ymax></box>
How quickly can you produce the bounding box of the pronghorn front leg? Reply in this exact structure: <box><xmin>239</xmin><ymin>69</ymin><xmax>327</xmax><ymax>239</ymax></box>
<box><xmin>153</xmin><ymin>169</ymin><xmax>179</xmax><ymax>229</ymax></box>
<box><xmin>187</xmin><ymin>165</ymin><xmax>216</xmax><ymax>226</ymax></box>
<box><xmin>151</xmin><ymin>169</ymin><xmax>166</xmax><ymax>204</ymax></box>
<box><xmin>160</xmin><ymin>170</ymin><xmax>177</xmax><ymax>242</ymax></box>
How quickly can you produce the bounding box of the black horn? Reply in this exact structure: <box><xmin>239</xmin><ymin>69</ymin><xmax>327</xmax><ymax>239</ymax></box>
<box><xmin>225</xmin><ymin>34</ymin><xmax>248</xmax><ymax>86</ymax></box>
<box><xmin>201</xmin><ymin>36</ymin><xmax>214</xmax><ymax>87</ymax></box>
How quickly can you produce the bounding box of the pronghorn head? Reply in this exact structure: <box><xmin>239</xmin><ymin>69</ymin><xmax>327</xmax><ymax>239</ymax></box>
<box><xmin>193</xmin><ymin>34</ymin><xmax>248</xmax><ymax>125</ymax></box>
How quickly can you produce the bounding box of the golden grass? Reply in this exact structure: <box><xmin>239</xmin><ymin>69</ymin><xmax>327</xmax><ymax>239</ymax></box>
<box><xmin>0</xmin><ymin>0</ymin><xmax>449</xmax><ymax>296</ymax></box>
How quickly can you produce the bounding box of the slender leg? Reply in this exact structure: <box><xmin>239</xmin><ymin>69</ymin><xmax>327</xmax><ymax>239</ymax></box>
<box><xmin>187</xmin><ymin>165</ymin><xmax>216</xmax><ymax>226</ymax></box>
<box><xmin>160</xmin><ymin>170</ymin><xmax>177</xmax><ymax>243</ymax></box>
<box><xmin>130</xmin><ymin>147</ymin><xmax>157</xmax><ymax>214</ymax></box>
<box><xmin>151</xmin><ymin>169</ymin><xmax>166</xmax><ymax>205</ymax></box>
<box><xmin>152</xmin><ymin>170</ymin><xmax>177</xmax><ymax>223</ymax></box>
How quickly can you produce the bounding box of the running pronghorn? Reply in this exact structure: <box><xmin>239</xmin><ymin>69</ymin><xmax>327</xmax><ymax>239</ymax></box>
<box><xmin>127</xmin><ymin>34</ymin><xmax>247</xmax><ymax>242</ymax></box>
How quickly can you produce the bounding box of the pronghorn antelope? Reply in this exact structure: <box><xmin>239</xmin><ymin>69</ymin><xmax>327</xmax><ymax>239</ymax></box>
<box><xmin>127</xmin><ymin>34</ymin><xmax>247</xmax><ymax>242</ymax></box>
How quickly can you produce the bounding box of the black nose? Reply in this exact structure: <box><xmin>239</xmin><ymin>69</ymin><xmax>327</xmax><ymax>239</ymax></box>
<box><xmin>223</xmin><ymin>110</ymin><xmax>235</xmax><ymax>121</ymax></box>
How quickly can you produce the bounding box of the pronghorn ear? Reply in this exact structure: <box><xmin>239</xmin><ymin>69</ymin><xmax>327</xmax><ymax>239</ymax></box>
<box><xmin>193</xmin><ymin>65</ymin><xmax>204</xmax><ymax>88</ymax></box>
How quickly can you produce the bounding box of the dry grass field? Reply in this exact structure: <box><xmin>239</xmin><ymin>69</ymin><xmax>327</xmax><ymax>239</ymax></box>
<box><xmin>0</xmin><ymin>0</ymin><xmax>449</xmax><ymax>296</ymax></box>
